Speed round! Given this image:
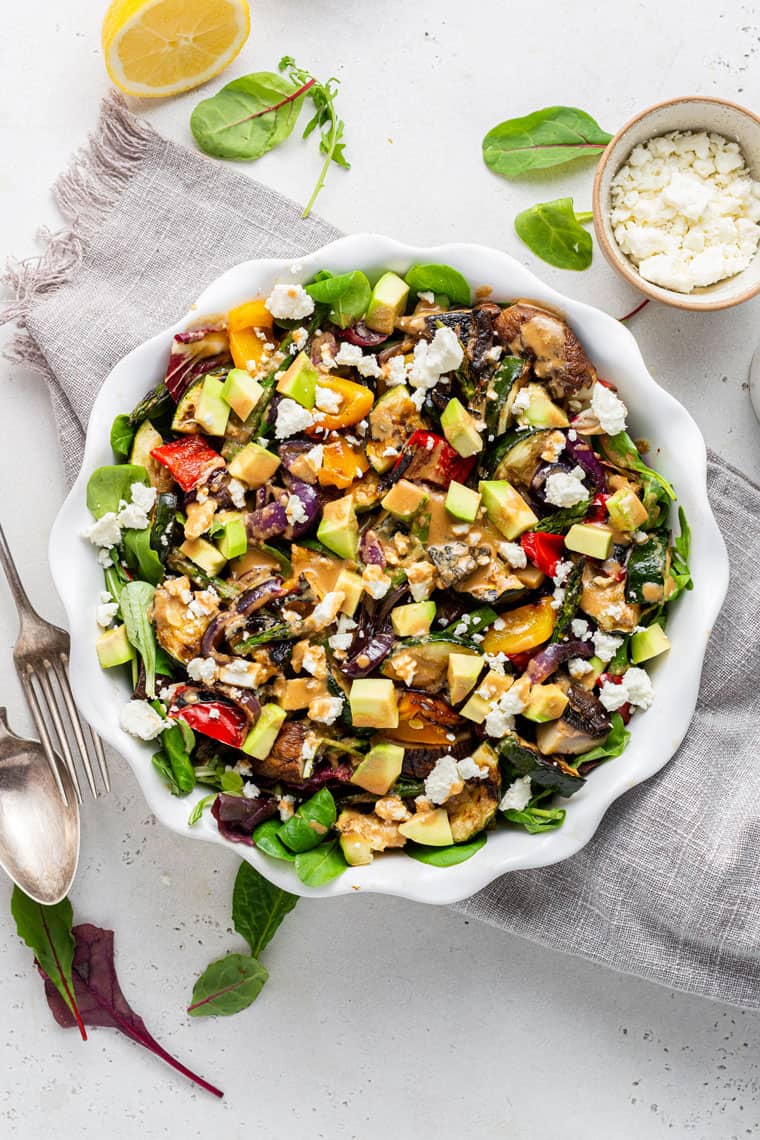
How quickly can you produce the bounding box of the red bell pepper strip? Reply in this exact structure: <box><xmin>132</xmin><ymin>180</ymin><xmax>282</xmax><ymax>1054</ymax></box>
<box><xmin>520</xmin><ymin>532</ymin><xmax>565</xmax><ymax>577</ymax></box>
<box><xmin>150</xmin><ymin>436</ymin><xmax>222</xmax><ymax>492</ymax></box>
<box><xmin>167</xmin><ymin>694</ymin><xmax>248</xmax><ymax>748</ymax></box>
<box><xmin>598</xmin><ymin>673</ymin><xmax>632</xmax><ymax>724</ymax></box>
<box><xmin>393</xmin><ymin>430</ymin><xmax>476</xmax><ymax>488</ymax></box>
<box><xmin>585</xmin><ymin>492</ymin><xmax>610</xmax><ymax>525</ymax></box>
<box><xmin>506</xmin><ymin>649</ymin><xmax>538</xmax><ymax>672</ymax></box>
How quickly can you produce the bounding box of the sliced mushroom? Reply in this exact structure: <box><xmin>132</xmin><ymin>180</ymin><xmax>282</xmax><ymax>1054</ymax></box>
<box><xmin>495</xmin><ymin>302</ymin><xmax>596</xmax><ymax>399</ymax></box>
<box><xmin>536</xmin><ymin>684</ymin><xmax>611</xmax><ymax>756</ymax></box>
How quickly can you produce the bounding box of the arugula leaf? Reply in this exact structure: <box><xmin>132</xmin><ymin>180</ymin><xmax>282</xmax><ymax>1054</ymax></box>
<box><xmin>483</xmin><ymin>106</ymin><xmax>612</xmax><ymax>178</ymax></box>
<box><xmin>253</xmin><ymin>818</ymin><xmax>296</xmax><ymax>861</ymax></box>
<box><xmin>232</xmin><ymin>863</ymin><xmax>298</xmax><ymax>958</ymax></box>
<box><xmin>279</xmin><ymin>788</ymin><xmax>336</xmax><ymax>853</ymax></box>
<box><xmin>279</xmin><ymin>56</ymin><xmax>349</xmax><ymax>217</ymax></box>
<box><xmin>120</xmin><ymin>581</ymin><xmax>158</xmax><ymax>698</ymax></box>
<box><xmin>577</xmin><ymin>712</ymin><xmax>631</xmax><ymax>764</ymax></box>
<box><xmin>668</xmin><ymin>507</ymin><xmax>694</xmax><ymax>601</ymax></box>
<box><xmin>306</xmin><ymin>270</ymin><xmax>371</xmax><ymax>329</ymax></box>
<box><xmin>405</xmin><ymin>833</ymin><xmax>487</xmax><ymax>866</ymax></box>
<box><xmin>188</xmin><ymin>793</ymin><xmax>217</xmax><ymax>826</ymax></box>
<box><xmin>190</xmin><ymin>72</ymin><xmax>309</xmax><ymax>161</ymax></box>
<box><xmin>515</xmin><ymin>198</ymin><xmax>594</xmax><ymax>271</ymax></box>
<box><xmin>11</xmin><ymin>888</ymin><xmax>86</xmax><ymax>1040</ymax></box>
<box><xmin>110</xmin><ymin>414</ymin><xmax>135</xmax><ymax>458</ymax></box>
<box><xmin>405</xmin><ymin>264</ymin><xmax>471</xmax><ymax>306</ymax></box>
<box><xmin>294</xmin><ymin>838</ymin><xmax>347</xmax><ymax>887</ymax></box>
<box><xmin>602</xmin><ymin>432</ymin><xmax>676</xmax><ymax>516</ymax></box>
<box><xmin>86</xmin><ymin>464</ymin><xmax>149</xmax><ymax>519</ymax></box>
<box><xmin>187</xmin><ymin>953</ymin><xmax>268</xmax><ymax>1018</ymax></box>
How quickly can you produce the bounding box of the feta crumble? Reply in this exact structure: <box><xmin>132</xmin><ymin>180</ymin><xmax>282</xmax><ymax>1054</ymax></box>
<box><xmin>187</xmin><ymin>656</ymin><xmax>218</xmax><ymax>684</ymax></box>
<box><xmin>424</xmin><ymin>756</ymin><xmax>464</xmax><ymax>805</ymax></box>
<box><xmin>308</xmin><ymin>695</ymin><xmax>344</xmax><ymax>725</ymax></box>
<box><xmin>591</xmin><ymin>383</ymin><xmax>628</xmax><ymax>435</ymax></box>
<box><xmin>361</xmin><ymin>564</ymin><xmax>391</xmax><ymax>599</ymax></box>
<box><xmin>499</xmin><ymin>774</ymin><xmax>532</xmax><ymax>813</ymax></box>
<box><xmin>96</xmin><ymin>591</ymin><xmax>118</xmax><ymax>628</ymax></box>
<box><xmin>568</xmin><ymin>657</ymin><xmax>594</xmax><ymax>679</ymax></box>
<box><xmin>385</xmin><ymin>355</ymin><xmax>409</xmax><ymax>386</ymax></box>
<box><xmin>275</xmin><ymin>398</ymin><xmax>314</xmax><ymax>439</ymax></box>
<box><xmin>592</xmin><ymin>630</ymin><xmax>623</xmax><ymax>662</ymax></box>
<box><xmin>408</xmin><ymin>326</ymin><xmax>463</xmax><ymax>391</ymax></box>
<box><xmin>544</xmin><ymin>465</ymin><xmax>588</xmax><ymax>508</ymax></box>
<box><xmin>599</xmin><ymin>667</ymin><xmax>654</xmax><ymax>712</ymax></box>
<box><xmin>498</xmin><ymin>541</ymin><xmax>527</xmax><ymax>569</ymax></box>
<box><xmin>334</xmin><ymin>342</ymin><xmax>364</xmax><ymax>367</ymax></box>
<box><xmin>315</xmin><ymin>385</ymin><xmax>343</xmax><ymax>414</ymax></box>
<box><xmin>85</xmin><ymin>512</ymin><xmax>122</xmax><ymax>549</ymax></box>
<box><xmin>285</xmin><ymin>494</ymin><xmax>309</xmax><ymax>526</ymax></box>
<box><xmin>264</xmin><ymin>283</ymin><xmax>315</xmax><ymax>320</ymax></box>
<box><xmin>119</xmin><ymin>700</ymin><xmax>169</xmax><ymax>741</ymax></box>
<box><xmin>228</xmin><ymin>478</ymin><xmax>247</xmax><ymax>509</ymax></box>
<box><xmin>357</xmin><ymin>354</ymin><xmax>382</xmax><ymax>378</ymax></box>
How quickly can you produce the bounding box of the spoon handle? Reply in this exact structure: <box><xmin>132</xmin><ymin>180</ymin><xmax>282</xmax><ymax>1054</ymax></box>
<box><xmin>0</xmin><ymin>522</ymin><xmax>36</xmax><ymax>622</ymax></box>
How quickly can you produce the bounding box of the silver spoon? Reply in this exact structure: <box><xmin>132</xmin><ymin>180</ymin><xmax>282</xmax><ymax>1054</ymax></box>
<box><xmin>0</xmin><ymin>708</ymin><xmax>79</xmax><ymax>904</ymax></box>
<box><xmin>750</xmin><ymin>344</ymin><xmax>760</xmax><ymax>423</ymax></box>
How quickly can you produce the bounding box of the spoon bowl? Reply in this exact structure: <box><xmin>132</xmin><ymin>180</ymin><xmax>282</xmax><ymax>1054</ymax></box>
<box><xmin>0</xmin><ymin>708</ymin><xmax>79</xmax><ymax>904</ymax></box>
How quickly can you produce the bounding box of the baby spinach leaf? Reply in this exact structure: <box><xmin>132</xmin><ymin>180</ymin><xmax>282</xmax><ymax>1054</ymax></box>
<box><xmin>405</xmin><ymin>832</ymin><xmax>487</xmax><ymax>866</ymax></box>
<box><xmin>668</xmin><ymin>507</ymin><xmax>694</xmax><ymax>601</ymax></box>
<box><xmin>110</xmin><ymin>414</ymin><xmax>135</xmax><ymax>458</ymax></box>
<box><xmin>120</xmin><ymin>580</ymin><xmax>158</xmax><ymax>698</ymax></box>
<box><xmin>11</xmin><ymin>888</ymin><xmax>86</xmax><ymax>1040</ymax></box>
<box><xmin>294</xmin><ymin>838</ymin><xmax>347</xmax><ymax>887</ymax></box>
<box><xmin>279</xmin><ymin>788</ymin><xmax>337</xmax><ymax>853</ymax></box>
<box><xmin>502</xmin><ymin>804</ymin><xmax>566</xmax><ymax>833</ymax></box>
<box><xmin>86</xmin><ymin>465</ymin><xmax>149</xmax><ymax>519</ymax></box>
<box><xmin>188</xmin><ymin>793</ymin><xmax>217</xmax><ymax>826</ymax></box>
<box><xmin>122</xmin><ymin>528</ymin><xmax>164</xmax><ymax>586</ymax></box>
<box><xmin>190</xmin><ymin>72</ymin><xmax>308</xmax><ymax>161</ymax></box>
<box><xmin>578</xmin><ymin>712</ymin><xmax>631</xmax><ymax>765</ymax></box>
<box><xmin>232</xmin><ymin>862</ymin><xmax>298</xmax><ymax>957</ymax></box>
<box><xmin>306</xmin><ymin>270</ymin><xmax>371</xmax><ymax>329</ymax></box>
<box><xmin>483</xmin><ymin>106</ymin><xmax>612</xmax><ymax>178</ymax></box>
<box><xmin>514</xmin><ymin>198</ymin><xmax>594</xmax><ymax>271</ymax></box>
<box><xmin>253</xmin><ymin>818</ymin><xmax>296</xmax><ymax>861</ymax></box>
<box><xmin>158</xmin><ymin>722</ymin><xmax>196</xmax><ymax>796</ymax></box>
<box><xmin>405</xmin><ymin>264</ymin><xmax>471</xmax><ymax>306</ymax></box>
<box><xmin>187</xmin><ymin>953</ymin><xmax>268</xmax><ymax>1018</ymax></box>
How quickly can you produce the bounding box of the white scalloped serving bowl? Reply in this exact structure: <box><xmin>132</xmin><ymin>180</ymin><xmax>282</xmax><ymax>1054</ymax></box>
<box><xmin>49</xmin><ymin>234</ymin><xmax>728</xmax><ymax>905</ymax></box>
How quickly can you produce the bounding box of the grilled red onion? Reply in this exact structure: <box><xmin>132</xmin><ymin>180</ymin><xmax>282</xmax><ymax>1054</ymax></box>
<box><xmin>310</xmin><ymin>330</ymin><xmax>337</xmax><ymax>366</ymax></box>
<box><xmin>358</xmin><ymin>529</ymin><xmax>385</xmax><ymax>567</ymax></box>
<box><xmin>526</xmin><ymin>639</ymin><xmax>594</xmax><ymax>684</ymax></box>
<box><xmin>337</xmin><ymin>321</ymin><xmax>389</xmax><ymax>348</ymax></box>
<box><xmin>282</xmin><ymin>480</ymin><xmax>321</xmax><ymax>540</ymax></box>
<box><xmin>246</xmin><ymin>502</ymin><xmax>288</xmax><ymax>541</ymax></box>
<box><xmin>200</xmin><ymin>578</ymin><xmax>285</xmax><ymax>659</ymax></box>
<box><xmin>278</xmin><ymin>438</ymin><xmax>320</xmax><ymax>484</ymax></box>
<box><xmin>565</xmin><ymin>435</ymin><xmax>606</xmax><ymax>492</ymax></box>
<box><xmin>340</xmin><ymin>586</ymin><xmax>406</xmax><ymax>678</ymax></box>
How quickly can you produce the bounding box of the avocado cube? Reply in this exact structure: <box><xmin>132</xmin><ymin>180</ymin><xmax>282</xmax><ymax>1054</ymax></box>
<box><xmin>523</xmin><ymin>683</ymin><xmax>569</xmax><ymax>723</ymax></box>
<box><xmin>440</xmin><ymin>398</ymin><xmax>483</xmax><ymax>458</ymax></box>
<box><xmin>350</xmin><ymin>741</ymin><xmax>405</xmax><ymax>795</ymax></box>
<box><xmin>380</xmin><ymin>479</ymin><xmax>428</xmax><ymax>521</ymax></box>
<box><xmin>180</xmin><ymin>537</ymin><xmax>228</xmax><ymax>576</ymax></box>
<box><xmin>445</xmin><ymin>480</ymin><xmax>482</xmax><ymax>522</ymax></box>
<box><xmin>365</xmin><ymin>272</ymin><xmax>410</xmax><ymax>334</ymax></box>
<box><xmin>349</xmin><ymin>679</ymin><xmax>399</xmax><ymax>729</ymax></box>
<box><xmin>448</xmin><ymin>652</ymin><xmax>483</xmax><ymax>705</ymax></box>
<box><xmin>630</xmin><ymin>623</ymin><xmax>671</xmax><ymax>664</ymax></box>
<box><xmin>398</xmin><ymin>808</ymin><xmax>454</xmax><ymax>847</ymax></box>
<box><xmin>220</xmin><ymin>368</ymin><xmax>264</xmax><ymax>420</ymax></box>
<box><xmin>606</xmin><ymin>487</ymin><xmax>649</xmax><ymax>532</ymax></box>
<box><xmin>565</xmin><ymin>523</ymin><xmax>614</xmax><ymax>560</ymax></box>
<box><xmin>334</xmin><ymin>568</ymin><xmax>364</xmax><ymax>616</ymax></box>
<box><xmin>339</xmin><ymin>831</ymin><xmax>374</xmax><ymax>866</ymax></box>
<box><xmin>195</xmin><ymin>376</ymin><xmax>231</xmax><ymax>436</ymax></box>
<box><xmin>215</xmin><ymin>516</ymin><xmax>248</xmax><ymax>560</ymax></box>
<box><xmin>241</xmin><ymin>705</ymin><xmax>287</xmax><ymax>759</ymax></box>
<box><xmin>459</xmin><ymin>691</ymin><xmax>494</xmax><ymax>724</ymax></box>
<box><xmin>391</xmin><ymin>601</ymin><xmax>436</xmax><ymax>638</ymax></box>
<box><xmin>96</xmin><ymin>624</ymin><xmax>135</xmax><ymax>669</ymax></box>
<box><xmin>521</xmin><ymin>384</ymin><xmax>569</xmax><ymax>429</ymax></box>
<box><xmin>479</xmin><ymin>480</ymin><xmax>538</xmax><ymax>540</ymax></box>
<box><xmin>228</xmin><ymin>442</ymin><xmax>281</xmax><ymax>488</ymax></box>
<box><xmin>317</xmin><ymin>495</ymin><xmax>359</xmax><ymax>560</ymax></box>
<box><xmin>577</xmin><ymin>655</ymin><xmax>605</xmax><ymax>690</ymax></box>
<box><xmin>276</xmin><ymin>351</ymin><xmax>318</xmax><ymax>409</ymax></box>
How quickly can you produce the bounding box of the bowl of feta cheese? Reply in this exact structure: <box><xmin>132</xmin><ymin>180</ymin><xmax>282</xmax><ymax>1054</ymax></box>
<box><xmin>593</xmin><ymin>96</ymin><xmax>760</xmax><ymax>310</ymax></box>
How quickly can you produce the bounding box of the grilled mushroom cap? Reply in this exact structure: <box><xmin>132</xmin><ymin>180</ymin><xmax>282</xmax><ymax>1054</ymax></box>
<box><xmin>495</xmin><ymin>303</ymin><xmax>596</xmax><ymax>399</ymax></box>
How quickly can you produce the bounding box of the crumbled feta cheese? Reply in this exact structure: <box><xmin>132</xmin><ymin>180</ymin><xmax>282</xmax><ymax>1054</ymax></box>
<box><xmin>390</xmin><ymin>651</ymin><xmax>417</xmax><ymax>687</ymax></box>
<box><xmin>291</xmin><ymin>326</ymin><xmax>308</xmax><ymax>350</ymax></box>
<box><xmin>357</xmin><ymin>354</ymin><xmax>382</xmax><ymax>378</ymax></box>
<box><xmin>320</xmin><ymin>346</ymin><xmax>337</xmax><ymax>369</ymax></box>
<box><xmin>568</xmin><ymin>657</ymin><xmax>594</xmax><ymax>679</ymax></box>
<box><xmin>158</xmin><ymin>683</ymin><xmax>181</xmax><ymax>703</ymax></box>
<box><xmin>275</xmin><ymin>398</ymin><xmax>314</xmax><ymax>439</ymax></box>
<box><xmin>418</xmin><ymin>290</ymin><xmax>435</xmax><ymax>303</ymax></box>
<box><xmin>228</xmin><ymin>478</ymin><xmax>247</xmax><ymax>509</ymax></box>
<box><xmin>241</xmin><ymin>782</ymin><xmax>261</xmax><ymax>800</ymax></box>
<box><xmin>310</xmin><ymin>590</ymin><xmax>345</xmax><ymax>629</ymax></box>
<box><xmin>511</xmin><ymin>388</ymin><xmax>531</xmax><ymax>416</ymax></box>
<box><xmin>408</xmin><ymin>326</ymin><xmax>464</xmax><ymax>391</ymax></box>
<box><xmin>385</xmin><ymin>355</ymin><xmax>409</xmax><ymax>386</ymax></box>
<box><xmin>484</xmin><ymin>708</ymin><xmax>515</xmax><ymax>738</ymax></box>
<box><xmin>599</xmin><ymin>666</ymin><xmax>654</xmax><ymax>711</ymax></box>
<box><xmin>457</xmin><ymin>756</ymin><xmax>488</xmax><ymax>781</ymax></box>
<box><xmin>117</xmin><ymin>487</ymin><xmax>152</xmax><ymax>530</ymax></box>
<box><xmin>186</xmin><ymin>657</ymin><xmax>218</xmax><ymax>684</ymax></box>
<box><xmin>130</xmin><ymin>482</ymin><xmax>157</xmax><ymax>513</ymax></box>
<box><xmin>328</xmin><ymin>631</ymin><xmax>353</xmax><ymax>652</ymax></box>
<box><xmin>308</xmin><ymin>695</ymin><xmax>344</xmax><ymax>725</ymax></box>
<box><xmin>278</xmin><ymin>794</ymin><xmax>296</xmax><ymax>821</ymax></box>
<box><xmin>96</xmin><ymin>591</ymin><xmax>118</xmax><ymax>628</ymax></box>
<box><xmin>217</xmin><ymin>658</ymin><xmax>262</xmax><ymax>688</ymax></box>
<box><xmin>592</xmin><ymin>630</ymin><xmax>623</xmax><ymax>662</ymax></box>
<box><xmin>119</xmin><ymin>700</ymin><xmax>169</xmax><ymax>740</ymax></box>
<box><xmin>315</xmin><ymin>385</ymin><xmax>343</xmax><ymax>414</ymax></box>
<box><xmin>187</xmin><ymin>597</ymin><xmax>212</xmax><ymax>619</ymax></box>
<box><xmin>544</xmin><ymin>465</ymin><xmax>588</xmax><ymax>508</ymax></box>
<box><xmin>424</xmin><ymin>756</ymin><xmax>464</xmax><ymax>805</ymax></box>
<box><xmin>334</xmin><ymin>342</ymin><xmax>364</xmax><ymax>367</ymax></box>
<box><xmin>499</xmin><ymin>774</ymin><xmax>533</xmax><ymax>812</ymax></box>
<box><xmin>285</xmin><ymin>494</ymin><xmax>309</xmax><ymax>526</ymax></box>
<box><xmin>553</xmin><ymin>560</ymin><xmax>573</xmax><ymax>587</ymax></box>
<box><xmin>382</xmin><ymin>445</ymin><xmax>399</xmax><ymax>459</ymax></box>
<box><xmin>361</xmin><ymin>564</ymin><xmax>391</xmax><ymax>599</ymax></box>
<box><xmin>571</xmin><ymin>618</ymin><xmax>591</xmax><ymax>641</ymax></box>
<box><xmin>406</xmin><ymin>560</ymin><xmax>435</xmax><ymax>602</ymax></box>
<box><xmin>591</xmin><ymin>383</ymin><xmax>628</xmax><ymax>435</ymax></box>
<box><xmin>265</xmin><ymin>283</ymin><xmax>315</xmax><ymax>320</ymax></box>
<box><xmin>97</xmin><ymin>548</ymin><xmax>114</xmax><ymax>568</ymax></box>
<box><xmin>85</xmin><ymin>512</ymin><xmax>122</xmax><ymax>549</ymax></box>
<box><xmin>498</xmin><ymin>541</ymin><xmax>527</xmax><ymax>569</ymax></box>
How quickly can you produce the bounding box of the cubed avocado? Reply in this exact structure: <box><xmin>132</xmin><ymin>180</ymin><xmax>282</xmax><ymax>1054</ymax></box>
<box><xmin>317</xmin><ymin>495</ymin><xmax>359</xmax><ymax>560</ymax></box>
<box><xmin>479</xmin><ymin>480</ymin><xmax>538</xmax><ymax>540</ymax></box>
<box><xmin>339</xmin><ymin>832</ymin><xmax>374</xmax><ymax>866</ymax></box>
<box><xmin>520</xmin><ymin>384</ymin><xmax>569</xmax><ymax>429</ymax></box>
<box><xmin>227</xmin><ymin>442</ymin><xmax>281</xmax><ymax>488</ymax></box>
<box><xmin>276</xmin><ymin>351</ymin><xmax>318</xmax><ymax>409</ymax></box>
<box><xmin>195</xmin><ymin>376</ymin><xmax>231</xmax><ymax>436</ymax></box>
<box><xmin>349</xmin><ymin>679</ymin><xmax>399</xmax><ymax>729</ymax></box>
<box><xmin>220</xmin><ymin>368</ymin><xmax>264</xmax><ymax>420</ymax></box>
<box><xmin>631</xmin><ymin>623</ymin><xmax>671</xmax><ymax>664</ymax></box>
<box><xmin>179</xmin><ymin>537</ymin><xmax>228</xmax><ymax>576</ymax></box>
<box><xmin>398</xmin><ymin>808</ymin><xmax>454</xmax><ymax>847</ymax></box>
<box><xmin>391</xmin><ymin>601</ymin><xmax>436</xmax><ymax>638</ymax></box>
<box><xmin>565</xmin><ymin>523</ymin><xmax>613</xmax><ymax>560</ymax></box>
<box><xmin>334</xmin><ymin>568</ymin><xmax>364</xmax><ymax>616</ymax></box>
<box><xmin>606</xmin><ymin>487</ymin><xmax>649</xmax><ymax>532</ymax></box>
<box><xmin>445</xmin><ymin>480</ymin><xmax>482</xmax><ymax>522</ymax></box>
<box><xmin>459</xmin><ymin>691</ymin><xmax>493</xmax><ymax>724</ymax></box>
<box><xmin>448</xmin><ymin>653</ymin><xmax>484</xmax><ymax>705</ymax></box>
<box><xmin>523</xmin><ymin>683</ymin><xmax>569</xmax><ymax>723</ymax></box>
<box><xmin>440</xmin><ymin>398</ymin><xmax>483</xmax><ymax>458</ymax></box>
<box><xmin>215</xmin><ymin>515</ymin><xmax>248</xmax><ymax>560</ymax></box>
<box><xmin>380</xmin><ymin>478</ymin><xmax>428</xmax><ymax>521</ymax></box>
<box><xmin>241</xmin><ymin>705</ymin><xmax>287</xmax><ymax>759</ymax></box>
<box><xmin>96</xmin><ymin>625</ymin><xmax>135</xmax><ymax>669</ymax></box>
<box><xmin>350</xmin><ymin>741</ymin><xmax>404</xmax><ymax>795</ymax></box>
<box><xmin>577</xmin><ymin>655</ymin><xmax>605</xmax><ymax>690</ymax></box>
<box><xmin>365</xmin><ymin>272</ymin><xmax>410</xmax><ymax>334</ymax></box>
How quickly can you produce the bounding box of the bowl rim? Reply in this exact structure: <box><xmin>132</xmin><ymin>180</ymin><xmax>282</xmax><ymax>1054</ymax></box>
<box><xmin>49</xmin><ymin>232</ymin><xmax>730</xmax><ymax>905</ymax></box>
<box><xmin>592</xmin><ymin>94</ymin><xmax>760</xmax><ymax>312</ymax></box>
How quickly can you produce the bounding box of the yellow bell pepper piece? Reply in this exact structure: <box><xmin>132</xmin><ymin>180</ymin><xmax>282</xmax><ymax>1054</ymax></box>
<box><xmin>227</xmin><ymin>299</ymin><xmax>274</xmax><ymax>372</ymax></box>
<box><xmin>308</xmin><ymin>376</ymin><xmax>374</xmax><ymax>433</ymax></box>
<box><xmin>481</xmin><ymin>597</ymin><xmax>556</xmax><ymax>657</ymax></box>
<box><xmin>318</xmin><ymin>439</ymin><xmax>370</xmax><ymax>489</ymax></box>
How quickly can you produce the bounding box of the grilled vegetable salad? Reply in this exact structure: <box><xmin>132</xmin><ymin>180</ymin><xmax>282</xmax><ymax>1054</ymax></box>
<box><xmin>85</xmin><ymin>264</ymin><xmax>692</xmax><ymax>884</ymax></box>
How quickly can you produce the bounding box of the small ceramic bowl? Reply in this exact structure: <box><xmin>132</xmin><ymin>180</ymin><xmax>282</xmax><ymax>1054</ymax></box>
<box><xmin>593</xmin><ymin>96</ymin><xmax>760</xmax><ymax>311</ymax></box>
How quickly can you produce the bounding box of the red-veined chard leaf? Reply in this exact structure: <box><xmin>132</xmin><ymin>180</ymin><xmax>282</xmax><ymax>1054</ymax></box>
<box><xmin>11</xmin><ymin>888</ymin><xmax>86</xmax><ymax>1040</ymax></box>
<box><xmin>514</xmin><ymin>198</ymin><xmax>594</xmax><ymax>271</ymax></box>
<box><xmin>483</xmin><ymin>106</ymin><xmax>613</xmax><ymax>178</ymax></box>
<box><xmin>187</xmin><ymin>953</ymin><xmax>269</xmax><ymax>1018</ymax></box>
<box><xmin>190</xmin><ymin>72</ymin><xmax>312</xmax><ymax>161</ymax></box>
<box><xmin>231</xmin><ymin>862</ymin><xmax>298</xmax><ymax>958</ymax></box>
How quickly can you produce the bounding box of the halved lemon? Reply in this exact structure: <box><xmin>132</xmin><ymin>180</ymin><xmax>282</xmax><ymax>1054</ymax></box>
<box><xmin>102</xmin><ymin>0</ymin><xmax>250</xmax><ymax>98</ymax></box>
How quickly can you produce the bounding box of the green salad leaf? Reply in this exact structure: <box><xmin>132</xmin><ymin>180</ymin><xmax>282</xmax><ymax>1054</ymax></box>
<box><xmin>123</xmin><ymin>528</ymin><xmax>164</xmax><ymax>586</ymax></box>
<box><xmin>279</xmin><ymin>56</ymin><xmax>349</xmax><ymax>217</ymax></box>
<box><xmin>188</xmin><ymin>793</ymin><xmax>217</xmax><ymax>827</ymax></box>
<box><xmin>577</xmin><ymin>713</ymin><xmax>631</xmax><ymax>764</ymax></box>
<box><xmin>306</xmin><ymin>270</ymin><xmax>371</xmax><ymax>329</ymax></box>
<box><xmin>483</xmin><ymin>106</ymin><xmax>612</xmax><ymax>178</ymax></box>
<box><xmin>405</xmin><ymin>263</ymin><xmax>471</xmax><ymax>306</ymax></box>
<box><xmin>502</xmin><ymin>803</ymin><xmax>566</xmax><ymax>834</ymax></box>
<box><xmin>86</xmin><ymin>464</ymin><xmax>149</xmax><ymax>519</ymax></box>
<box><xmin>279</xmin><ymin>788</ymin><xmax>337</xmax><ymax>853</ymax></box>
<box><xmin>405</xmin><ymin>833</ymin><xmax>487</xmax><ymax>867</ymax></box>
<box><xmin>253</xmin><ymin>819</ymin><xmax>296</xmax><ymax>861</ymax></box>
<box><xmin>153</xmin><ymin>721</ymin><xmax>196</xmax><ymax>796</ymax></box>
<box><xmin>190</xmin><ymin>71</ymin><xmax>307</xmax><ymax>161</ymax></box>
<box><xmin>110</xmin><ymin>414</ymin><xmax>135</xmax><ymax>458</ymax></box>
<box><xmin>120</xmin><ymin>580</ymin><xmax>158</xmax><ymax>698</ymax></box>
<box><xmin>232</xmin><ymin>863</ymin><xmax>298</xmax><ymax>958</ymax></box>
<box><xmin>294</xmin><ymin>838</ymin><xmax>347</xmax><ymax>886</ymax></box>
<box><xmin>602</xmin><ymin>432</ymin><xmax>676</xmax><ymax>521</ymax></box>
<box><xmin>669</xmin><ymin>507</ymin><xmax>694</xmax><ymax>601</ymax></box>
<box><xmin>187</xmin><ymin>953</ymin><xmax>269</xmax><ymax>1018</ymax></box>
<box><xmin>514</xmin><ymin>198</ymin><xmax>594</xmax><ymax>270</ymax></box>
<box><xmin>11</xmin><ymin>888</ymin><xmax>86</xmax><ymax>1038</ymax></box>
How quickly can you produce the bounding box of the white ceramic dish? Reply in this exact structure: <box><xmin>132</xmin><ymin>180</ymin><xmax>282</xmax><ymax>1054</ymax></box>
<box><xmin>49</xmin><ymin>234</ymin><xmax>729</xmax><ymax>906</ymax></box>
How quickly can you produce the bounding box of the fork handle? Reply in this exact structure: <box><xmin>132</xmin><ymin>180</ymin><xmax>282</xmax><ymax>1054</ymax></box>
<box><xmin>0</xmin><ymin>522</ymin><xmax>35</xmax><ymax>620</ymax></box>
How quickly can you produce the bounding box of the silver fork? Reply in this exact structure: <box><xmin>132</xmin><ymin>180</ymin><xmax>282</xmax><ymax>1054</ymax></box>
<box><xmin>0</xmin><ymin>522</ymin><xmax>109</xmax><ymax>803</ymax></box>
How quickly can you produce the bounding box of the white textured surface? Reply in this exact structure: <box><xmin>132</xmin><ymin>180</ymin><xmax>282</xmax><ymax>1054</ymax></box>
<box><xmin>0</xmin><ymin>0</ymin><xmax>759</xmax><ymax>1136</ymax></box>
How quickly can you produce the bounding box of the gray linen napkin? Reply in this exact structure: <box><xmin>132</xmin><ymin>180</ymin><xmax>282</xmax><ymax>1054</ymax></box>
<box><xmin>3</xmin><ymin>94</ymin><xmax>758</xmax><ymax>1009</ymax></box>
